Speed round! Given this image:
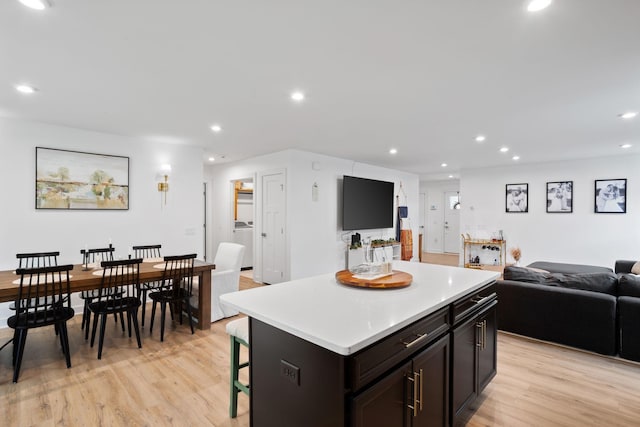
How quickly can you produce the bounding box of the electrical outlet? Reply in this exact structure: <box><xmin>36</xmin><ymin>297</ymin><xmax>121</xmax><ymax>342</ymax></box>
<box><xmin>280</xmin><ymin>359</ymin><xmax>300</xmax><ymax>385</ymax></box>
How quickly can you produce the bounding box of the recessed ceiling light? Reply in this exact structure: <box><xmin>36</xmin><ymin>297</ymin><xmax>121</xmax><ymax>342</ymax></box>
<box><xmin>18</xmin><ymin>0</ymin><xmax>51</xmax><ymax>10</ymax></box>
<box><xmin>475</xmin><ymin>135</ymin><xmax>486</xmax><ymax>142</ymax></box>
<box><xmin>208</xmin><ymin>157</ymin><xmax>215</xmax><ymax>161</ymax></box>
<box><xmin>619</xmin><ymin>112</ymin><xmax>638</xmax><ymax>120</ymax></box>
<box><xmin>620</xmin><ymin>143</ymin><xmax>633</xmax><ymax>149</ymax></box>
<box><xmin>448</xmin><ymin>175</ymin><xmax>454</xmax><ymax>179</ymax></box>
<box><xmin>499</xmin><ymin>147</ymin><xmax>509</xmax><ymax>153</ymax></box>
<box><xmin>512</xmin><ymin>155</ymin><xmax>520</xmax><ymax>161</ymax></box>
<box><xmin>389</xmin><ymin>148</ymin><xmax>397</xmax><ymax>155</ymax></box>
<box><xmin>527</xmin><ymin>0</ymin><xmax>552</xmax><ymax>12</ymax></box>
<box><xmin>210</xmin><ymin>124</ymin><xmax>222</xmax><ymax>133</ymax></box>
<box><xmin>291</xmin><ymin>91</ymin><xmax>305</xmax><ymax>102</ymax></box>
<box><xmin>15</xmin><ymin>84</ymin><xmax>37</xmax><ymax>94</ymax></box>
<box><xmin>441</xmin><ymin>163</ymin><xmax>448</xmax><ymax>168</ymax></box>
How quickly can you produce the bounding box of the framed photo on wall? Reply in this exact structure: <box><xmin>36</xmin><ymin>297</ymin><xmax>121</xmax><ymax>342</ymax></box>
<box><xmin>36</xmin><ymin>147</ymin><xmax>129</xmax><ymax>210</ymax></box>
<box><xmin>595</xmin><ymin>179</ymin><xmax>626</xmax><ymax>213</ymax></box>
<box><xmin>505</xmin><ymin>183</ymin><xmax>528</xmax><ymax>213</ymax></box>
<box><xmin>546</xmin><ymin>181</ymin><xmax>573</xmax><ymax>213</ymax></box>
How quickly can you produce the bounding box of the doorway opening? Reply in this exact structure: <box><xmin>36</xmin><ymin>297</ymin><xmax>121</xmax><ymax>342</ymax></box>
<box><xmin>231</xmin><ymin>179</ymin><xmax>254</xmax><ymax>277</ymax></box>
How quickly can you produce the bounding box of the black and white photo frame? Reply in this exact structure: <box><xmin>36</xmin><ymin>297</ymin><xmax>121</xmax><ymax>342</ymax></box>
<box><xmin>505</xmin><ymin>183</ymin><xmax>528</xmax><ymax>213</ymax></box>
<box><xmin>546</xmin><ymin>181</ymin><xmax>573</xmax><ymax>213</ymax></box>
<box><xmin>595</xmin><ymin>179</ymin><xmax>626</xmax><ymax>213</ymax></box>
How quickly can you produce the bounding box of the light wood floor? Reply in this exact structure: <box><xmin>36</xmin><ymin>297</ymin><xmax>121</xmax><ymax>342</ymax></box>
<box><xmin>2</xmin><ymin>276</ymin><xmax>640</xmax><ymax>426</ymax></box>
<box><xmin>422</xmin><ymin>251</ymin><xmax>459</xmax><ymax>266</ymax></box>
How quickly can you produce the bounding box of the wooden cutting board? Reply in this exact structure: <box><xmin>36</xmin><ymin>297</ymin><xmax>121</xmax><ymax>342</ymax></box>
<box><xmin>335</xmin><ymin>269</ymin><xmax>413</xmax><ymax>289</ymax></box>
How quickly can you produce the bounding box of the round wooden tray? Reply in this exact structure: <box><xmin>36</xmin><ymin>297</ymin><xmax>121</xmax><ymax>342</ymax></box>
<box><xmin>335</xmin><ymin>269</ymin><xmax>413</xmax><ymax>289</ymax></box>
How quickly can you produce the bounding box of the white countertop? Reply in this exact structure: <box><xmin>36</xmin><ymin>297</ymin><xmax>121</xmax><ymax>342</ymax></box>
<box><xmin>220</xmin><ymin>261</ymin><xmax>499</xmax><ymax>355</ymax></box>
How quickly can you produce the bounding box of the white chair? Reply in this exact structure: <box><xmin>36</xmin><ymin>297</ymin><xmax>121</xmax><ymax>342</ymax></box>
<box><xmin>192</xmin><ymin>242</ymin><xmax>245</xmax><ymax>322</ymax></box>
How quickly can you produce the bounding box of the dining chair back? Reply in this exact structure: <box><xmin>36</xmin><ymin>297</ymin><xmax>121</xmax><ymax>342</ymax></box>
<box><xmin>149</xmin><ymin>254</ymin><xmax>197</xmax><ymax>341</ymax></box>
<box><xmin>207</xmin><ymin>242</ymin><xmax>245</xmax><ymax>322</ymax></box>
<box><xmin>8</xmin><ymin>264</ymin><xmax>75</xmax><ymax>382</ymax></box>
<box><xmin>132</xmin><ymin>244</ymin><xmax>162</xmax><ymax>259</ymax></box>
<box><xmin>132</xmin><ymin>244</ymin><xmax>162</xmax><ymax>326</ymax></box>
<box><xmin>88</xmin><ymin>258</ymin><xmax>143</xmax><ymax>359</ymax></box>
<box><xmin>10</xmin><ymin>251</ymin><xmax>61</xmax><ymax>312</ymax></box>
<box><xmin>16</xmin><ymin>251</ymin><xmax>60</xmax><ymax>269</ymax></box>
<box><xmin>81</xmin><ymin>246</ymin><xmax>115</xmax><ymax>265</ymax></box>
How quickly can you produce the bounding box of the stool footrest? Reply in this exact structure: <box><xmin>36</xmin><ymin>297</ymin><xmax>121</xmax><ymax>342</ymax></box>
<box><xmin>234</xmin><ymin>380</ymin><xmax>250</xmax><ymax>395</ymax></box>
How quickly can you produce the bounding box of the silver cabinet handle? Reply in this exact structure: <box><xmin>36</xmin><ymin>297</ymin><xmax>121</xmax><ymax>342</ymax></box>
<box><xmin>402</xmin><ymin>333</ymin><xmax>428</xmax><ymax>348</ymax></box>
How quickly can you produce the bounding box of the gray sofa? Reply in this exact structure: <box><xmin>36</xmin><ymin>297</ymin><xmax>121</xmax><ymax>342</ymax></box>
<box><xmin>615</xmin><ymin>260</ymin><xmax>640</xmax><ymax>362</ymax></box>
<box><xmin>497</xmin><ymin>262</ymin><xmax>618</xmax><ymax>355</ymax></box>
<box><xmin>498</xmin><ymin>260</ymin><xmax>640</xmax><ymax>360</ymax></box>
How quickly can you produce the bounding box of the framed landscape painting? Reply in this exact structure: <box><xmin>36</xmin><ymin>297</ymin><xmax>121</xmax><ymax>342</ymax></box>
<box><xmin>36</xmin><ymin>147</ymin><xmax>129</xmax><ymax>210</ymax></box>
<box><xmin>505</xmin><ymin>183</ymin><xmax>528</xmax><ymax>213</ymax></box>
<box><xmin>546</xmin><ymin>181</ymin><xmax>573</xmax><ymax>213</ymax></box>
<box><xmin>595</xmin><ymin>179</ymin><xmax>626</xmax><ymax>213</ymax></box>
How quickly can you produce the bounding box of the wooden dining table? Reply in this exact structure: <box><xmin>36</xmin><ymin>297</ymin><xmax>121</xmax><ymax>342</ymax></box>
<box><xmin>0</xmin><ymin>259</ymin><xmax>216</xmax><ymax>330</ymax></box>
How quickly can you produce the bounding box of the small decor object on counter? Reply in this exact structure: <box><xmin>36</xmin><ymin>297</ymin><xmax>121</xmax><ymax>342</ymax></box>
<box><xmin>510</xmin><ymin>247</ymin><xmax>522</xmax><ymax>266</ymax></box>
<box><xmin>546</xmin><ymin>181</ymin><xmax>573</xmax><ymax>213</ymax></box>
<box><xmin>594</xmin><ymin>179</ymin><xmax>626</xmax><ymax>213</ymax></box>
<box><xmin>505</xmin><ymin>183</ymin><xmax>528</xmax><ymax>213</ymax></box>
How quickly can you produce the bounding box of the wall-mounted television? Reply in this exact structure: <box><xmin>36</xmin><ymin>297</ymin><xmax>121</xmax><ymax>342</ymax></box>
<box><xmin>342</xmin><ymin>175</ymin><xmax>394</xmax><ymax>230</ymax></box>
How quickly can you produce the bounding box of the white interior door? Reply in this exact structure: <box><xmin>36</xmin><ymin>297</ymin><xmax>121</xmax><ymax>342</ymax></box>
<box><xmin>261</xmin><ymin>171</ymin><xmax>285</xmax><ymax>284</ymax></box>
<box><xmin>443</xmin><ymin>191</ymin><xmax>460</xmax><ymax>254</ymax></box>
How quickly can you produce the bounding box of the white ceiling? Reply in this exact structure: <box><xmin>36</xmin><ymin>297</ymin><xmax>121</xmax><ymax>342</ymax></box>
<box><xmin>1</xmin><ymin>0</ymin><xmax>639</xmax><ymax>179</ymax></box>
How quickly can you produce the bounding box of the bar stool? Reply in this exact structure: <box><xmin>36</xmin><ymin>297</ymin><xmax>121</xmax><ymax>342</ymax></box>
<box><xmin>226</xmin><ymin>317</ymin><xmax>250</xmax><ymax>418</ymax></box>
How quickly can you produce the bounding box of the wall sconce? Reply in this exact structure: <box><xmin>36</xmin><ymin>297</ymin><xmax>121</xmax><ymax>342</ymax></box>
<box><xmin>158</xmin><ymin>164</ymin><xmax>171</xmax><ymax>205</ymax></box>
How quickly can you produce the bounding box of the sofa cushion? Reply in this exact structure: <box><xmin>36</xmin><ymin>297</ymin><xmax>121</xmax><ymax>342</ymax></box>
<box><xmin>527</xmin><ymin>261</ymin><xmax>613</xmax><ymax>274</ymax></box>
<box><xmin>503</xmin><ymin>266</ymin><xmax>618</xmax><ymax>295</ymax></box>
<box><xmin>504</xmin><ymin>266</ymin><xmax>549</xmax><ymax>283</ymax></box>
<box><xmin>632</xmin><ymin>262</ymin><xmax>640</xmax><ymax>275</ymax></box>
<box><xmin>546</xmin><ymin>272</ymin><xmax>618</xmax><ymax>295</ymax></box>
<box><xmin>619</xmin><ymin>274</ymin><xmax>640</xmax><ymax>298</ymax></box>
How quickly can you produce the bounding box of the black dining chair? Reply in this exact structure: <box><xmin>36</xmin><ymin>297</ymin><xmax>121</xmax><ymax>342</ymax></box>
<box><xmin>79</xmin><ymin>246</ymin><xmax>119</xmax><ymax>339</ymax></box>
<box><xmin>149</xmin><ymin>254</ymin><xmax>197</xmax><ymax>342</ymax></box>
<box><xmin>132</xmin><ymin>244</ymin><xmax>163</xmax><ymax>327</ymax></box>
<box><xmin>8</xmin><ymin>264</ymin><xmax>75</xmax><ymax>382</ymax></box>
<box><xmin>2</xmin><ymin>251</ymin><xmax>64</xmax><ymax>351</ymax></box>
<box><xmin>88</xmin><ymin>258</ymin><xmax>143</xmax><ymax>359</ymax></box>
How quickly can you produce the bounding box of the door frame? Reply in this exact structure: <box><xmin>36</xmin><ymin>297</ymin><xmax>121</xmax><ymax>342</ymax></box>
<box><xmin>443</xmin><ymin>190</ymin><xmax>460</xmax><ymax>254</ymax></box>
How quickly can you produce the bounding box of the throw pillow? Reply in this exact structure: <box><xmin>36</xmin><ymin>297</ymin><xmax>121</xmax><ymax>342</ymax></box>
<box><xmin>619</xmin><ymin>274</ymin><xmax>640</xmax><ymax>298</ymax></box>
<box><xmin>631</xmin><ymin>261</ymin><xmax>640</xmax><ymax>275</ymax></box>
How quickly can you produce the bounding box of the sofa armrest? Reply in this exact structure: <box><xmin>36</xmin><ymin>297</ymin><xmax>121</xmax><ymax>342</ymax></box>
<box><xmin>615</xmin><ymin>260</ymin><xmax>637</xmax><ymax>274</ymax></box>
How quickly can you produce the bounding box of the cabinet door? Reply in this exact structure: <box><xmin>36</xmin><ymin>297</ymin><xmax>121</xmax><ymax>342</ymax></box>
<box><xmin>351</xmin><ymin>360</ymin><xmax>412</xmax><ymax>427</ymax></box>
<box><xmin>412</xmin><ymin>334</ymin><xmax>449</xmax><ymax>427</ymax></box>
<box><xmin>477</xmin><ymin>304</ymin><xmax>497</xmax><ymax>392</ymax></box>
<box><xmin>451</xmin><ymin>315</ymin><xmax>479</xmax><ymax>422</ymax></box>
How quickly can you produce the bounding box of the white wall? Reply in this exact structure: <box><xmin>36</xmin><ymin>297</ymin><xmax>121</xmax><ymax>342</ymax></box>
<box><xmin>205</xmin><ymin>149</ymin><xmax>420</xmax><ymax>283</ymax></box>
<box><xmin>287</xmin><ymin>150</ymin><xmax>420</xmax><ymax>280</ymax></box>
<box><xmin>0</xmin><ymin>118</ymin><xmax>205</xmax><ymax>326</ymax></box>
<box><xmin>459</xmin><ymin>154</ymin><xmax>640</xmax><ymax>268</ymax></box>
<box><xmin>419</xmin><ymin>179</ymin><xmax>460</xmax><ymax>253</ymax></box>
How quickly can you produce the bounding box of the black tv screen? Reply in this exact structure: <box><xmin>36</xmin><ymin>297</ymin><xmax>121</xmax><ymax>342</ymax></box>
<box><xmin>342</xmin><ymin>175</ymin><xmax>394</xmax><ymax>230</ymax></box>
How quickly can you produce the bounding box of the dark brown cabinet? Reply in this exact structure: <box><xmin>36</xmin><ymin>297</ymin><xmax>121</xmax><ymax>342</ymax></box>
<box><xmin>351</xmin><ymin>334</ymin><xmax>450</xmax><ymax>427</ymax></box>
<box><xmin>451</xmin><ymin>301</ymin><xmax>497</xmax><ymax>426</ymax></box>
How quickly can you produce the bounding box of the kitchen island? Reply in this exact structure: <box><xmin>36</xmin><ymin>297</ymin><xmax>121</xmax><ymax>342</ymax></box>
<box><xmin>221</xmin><ymin>261</ymin><xmax>499</xmax><ymax>427</ymax></box>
